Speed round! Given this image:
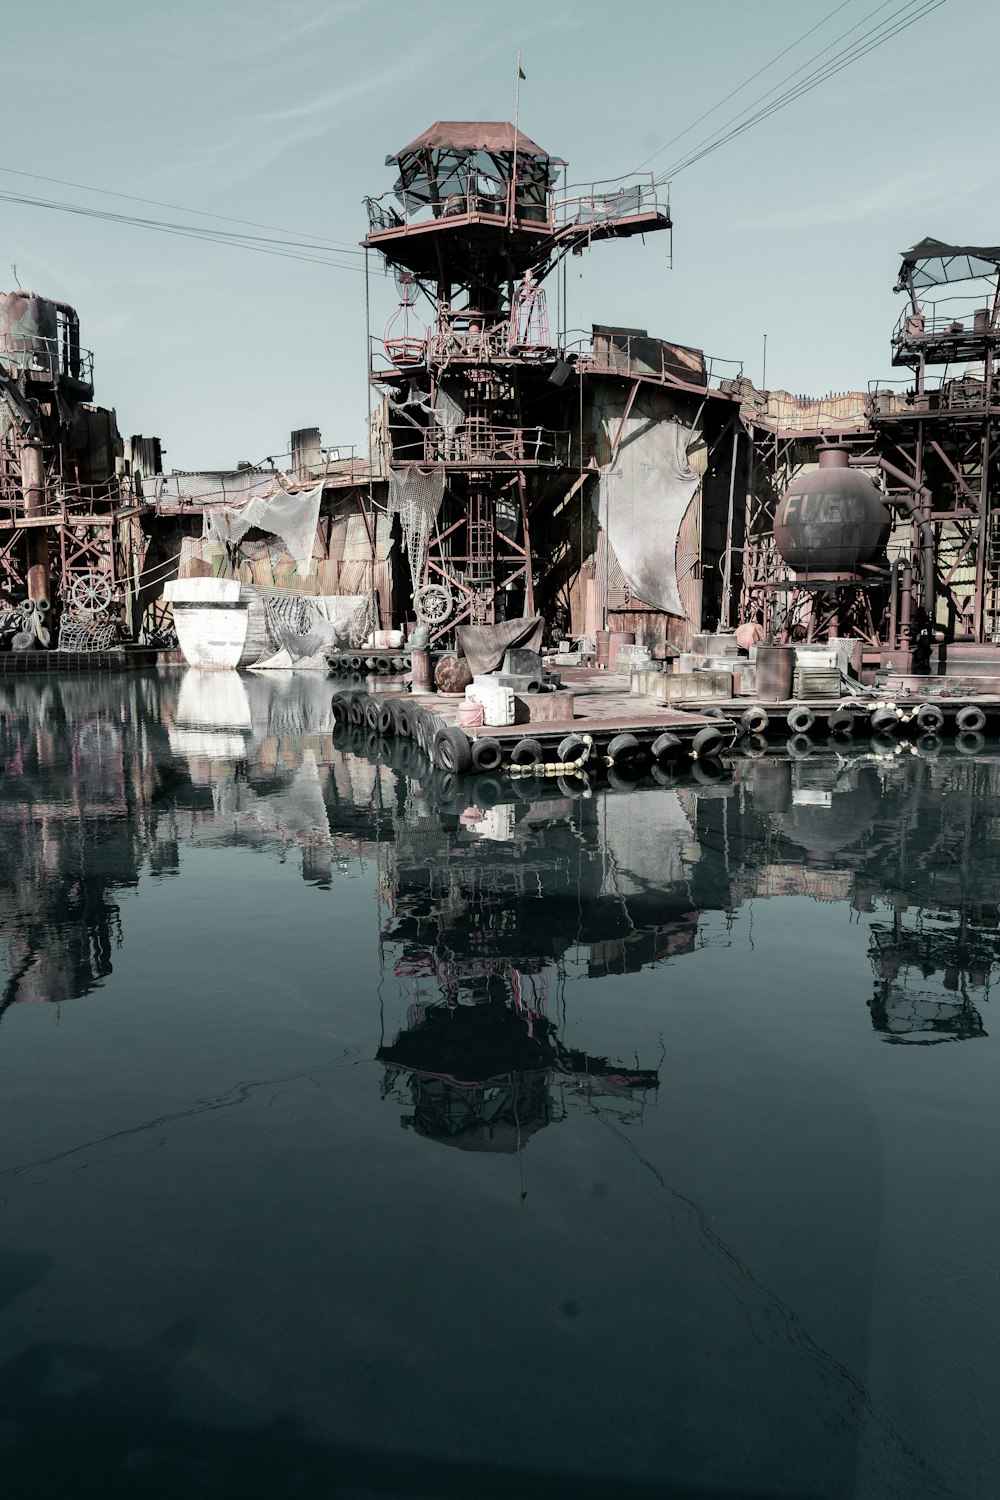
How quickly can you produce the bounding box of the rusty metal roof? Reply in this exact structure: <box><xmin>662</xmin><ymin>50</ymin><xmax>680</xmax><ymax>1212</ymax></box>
<box><xmin>390</xmin><ymin>121</ymin><xmax>551</xmax><ymax>161</ymax></box>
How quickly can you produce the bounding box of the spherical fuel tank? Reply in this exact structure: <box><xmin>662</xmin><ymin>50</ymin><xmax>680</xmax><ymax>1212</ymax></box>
<box><xmin>774</xmin><ymin>447</ymin><xmax>890</xmax><ymax>574</ymax></box>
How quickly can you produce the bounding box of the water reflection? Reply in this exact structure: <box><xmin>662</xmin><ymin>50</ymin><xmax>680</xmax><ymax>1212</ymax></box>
<box><xmin>3</xmin><ymin>668</ymin><xmax>998</xmax><ymax>1496</ymax></box>
<box><xmin>1</xmin><ymin>668</ymin><xmax>996</xmax><ymax>1060</ymax></box>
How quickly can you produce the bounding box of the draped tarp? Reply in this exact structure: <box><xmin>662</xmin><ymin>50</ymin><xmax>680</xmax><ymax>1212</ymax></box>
<box><xmin>592</xmin><ymin>418</ymin><xmax>700</xmax><ymax>618</ymax></box>
<box><xmin>456</xmin><ymin>616</ymin><xmax>544</xmax><ymax>676</ymax></box>
<box><xmin>202</xmin><ymin>480</ymin><xmax>323</xmax><ymax>575</ymax></box>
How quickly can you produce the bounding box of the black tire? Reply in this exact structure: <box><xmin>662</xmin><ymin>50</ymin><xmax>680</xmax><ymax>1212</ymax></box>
<box><xmin>956</xmin><ymin>705</ymin><xmax>986</xmax><ymax>734</ymax></box>
<box><xmin>915</xmin><ymin>733</ymin><xmax>942</xmax><ymax>760</ymax></box>
<box><xmin>651</xmin><ymin>762</ymin><xmax>678</xmax><ymax>786</ymax></box>
<box><xmin>397</xmin><ymin>739</ymin><xmax>415</xmax><ymax>772</ymax></box>
<box><xmin>702</xmin><ymin>706</ymin><xmax>728</xmax><ymax>722</ymax></box>
<box><xmin>331</xmin><ymin>693</ymin><xmax>350</xmax><ymax>725</ymax></box>
<box><xmin>349</xmin><ymin>655</ymin><xmax>363</xmax><ymax>671</ymax></box>
<box><xmin>870</xmin><ymin>733</ymin><xmax>898</xmax><ymax>756</ymax></box>
<box><xmin>432</xmin><ymin>725</ymin><xmax>473</xmax><ymax>774</ymax></box>
<box><xmin>691</xmin><ymin>725</ymin><xmax>724</xmax><ymax>759</ymax></box>
<box><xmin>557</xmin><ymin>774</ymin><xmax>586</xmax><ymax>797</ymax></box>
<box><xmin>956</xmin><ymin>730</ymin><xmax>985</xmax><ymax>756</ymax></box>
<box><xmin>870</xmin><ymin>707</ymin><xmax>899</xmax><ymax>735</ymax></box>
<box><xmin>786</xmin><ymin>705</ymin><xmax>815</xmax><ymax>735</ymax></box>
<box><xmin>363</xmin><ymin>728</ymin><xmax>380</xmax><ymax>759</ymax></box>
<box><xmin>607</xmin><ymin>766</ymin><xmax>638</xmax><ymax>792</ymax></box>
<box><xmin>557</xmin><ymin>733</ymin><xmax>590</xmax><ymax>764</ymax></box>
<box><xmin>472</xmin><ymin>774</ymin><xmax>504</xmax><ymax>807</ymax></box>
<box><xmin>915</xmin><ymin>702</ymin><xmax>945</xmax><ymax>733</ymax></box>
<box><xmin>510</xmin><ymin>737</ymin><xmax>544</xmax><ymax>767</ymax></box>
<box><xmin>472</xmin><ymin>737</ymin><xmax>504</xmax><ymax>772</ymax></box>
<box><xmin>650</xmin><ymin>731</ymin><xmax>682</xmax><ymax>761</ymax></box>
<box><xmin>741</xmin><ymin>734</ymin><xmax>767</xmax><ymax>758</ymax></box>
<box><xmin>692</xmin><ymin>756</ymin><xmax>726</xmax><ymax>784</ymax></box>
<box><xmin>786</xmin><ymin>734</ymin><xmax>813</xmax><ymax>759</ymax></box>
<box><xmin>827</xmin><ymin>709</ymin><xmax>855</xmax><ymax>737</ymax></box>
<box><xmin>606</xmin><ymin>732</ymin><xmax>641</xmax><ymax>764</ymax></box>
<box><xmin>34</xmin><ymin>598</ymin><xmax>50</xmax><ymax>615</ymax></box>
<box><xmin>364</xmin><ymin>698</ymin><xmax>382</xmax><ymax>730</ymax></box>
<box><xmin>432</xmin><ymin>770</ymin><xmax>459</xmax><ymax>806</ymax></box>
<box><xmin>377</xmin><ymin>701</ymin><xmax>397</xmax><ymax>735</ymax></box>
<box><xmin>740</xmin><ymin>705</ymin><xmax>769</xmax><ymax>735</ymax></box>
<box><xmin>349</xmin><ymin>695</ymin><xmax>367</xmax><ymax>726</ymax></box>
<box><xmin>397</xmin><ymin>703</ymin><xmax>416</xmax><ymax>739</ymax></box>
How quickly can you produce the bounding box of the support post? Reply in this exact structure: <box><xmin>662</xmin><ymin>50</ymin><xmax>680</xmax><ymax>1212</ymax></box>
<box><xmin>20</xmin><ymin>437</ymin><xmax>51</xmax><ymax>603</ymax></box>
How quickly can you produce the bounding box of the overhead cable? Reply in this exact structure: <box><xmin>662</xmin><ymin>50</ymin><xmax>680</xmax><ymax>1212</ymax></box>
<box><xmin>654</xmin><ymin>0</ymin><xmax>945</xmax><ymax>184</ymax></box>
<box><xmin>0</xmin><ymin>163</ymin><xmax>363</xmax><ymax>255</ymax></box>
<box><xmin>632</xmin><ymin>0</ymin><xmax>863</xmax><ymax>174</ymax></box>
<box><xmin>0</xmin><ymin>189</ymin><xmax>369</xmax><ymax>272</ymax></box>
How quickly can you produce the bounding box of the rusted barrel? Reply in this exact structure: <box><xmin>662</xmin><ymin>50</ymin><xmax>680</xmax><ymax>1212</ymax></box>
<box><xmin>755</xmin><ymin>645</ymin><xmax>794</xmax><ymax>702</ymax></box>
<box><xmin>597</xmin><ymin>629</ymin><xmax>635</xmax><ymax>670</ymax></box>
<box><xmin>410</xmin><ymin>648</ymin><xmax>433</xmax><ymax>692</ymax></box>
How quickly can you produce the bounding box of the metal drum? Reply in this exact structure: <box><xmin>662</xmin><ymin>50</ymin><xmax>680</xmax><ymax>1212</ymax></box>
<box><xmin>755</xmin><ymin>645</ymin><xmax>795</xmax><ymax>702</ymax></box>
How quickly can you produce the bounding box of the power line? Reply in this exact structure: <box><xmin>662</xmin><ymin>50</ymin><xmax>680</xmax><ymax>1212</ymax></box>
<box><xmin>654</xmin><ymin>0</ymin><xmax>944</xmax><ymax>184</ymax></box>
<box><xmin>0</xmin><ymin>188</ymin><xmax>369</xmax><ymax>272</ymax></box>
<box><xmin>0</xmin><ymin>163</ymin><xmax>364</xmax><ymax>255</ymax></box>
<box><xmin>632</xmin><ymin>0</ymin><xmax>861</xmax><ymax>174</ymax></box>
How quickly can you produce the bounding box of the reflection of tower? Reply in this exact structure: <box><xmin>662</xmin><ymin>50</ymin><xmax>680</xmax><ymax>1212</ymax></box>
<box><xmin>868</xmin><ymin>907</ymin><xmax>989</xmax><ymax>1043</ymax></box>
<box><xmin>378</xmin><ymin>980</ymin><xmax>659</xmax><ymax>1153</ymax></box>
<box><xmin>365</xmin><ymin>121</ymin><xmax>670</xmax><ymax>637</ymax></box>
<box><xmin>0</xmin><ymin>676</ymin><xmax>166</xmax><ymax>1013</ymax></box>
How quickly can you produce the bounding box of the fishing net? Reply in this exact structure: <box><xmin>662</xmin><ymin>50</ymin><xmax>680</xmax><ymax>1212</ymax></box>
<box><xmin>57</xmin><ymin>614</ymin><xmax>120</xmax><ymax>651</ymax></box>
<box><xmin>388</xmin><ymin>465</ymin><xmax>446</xmax><ymax>595</ymax></box>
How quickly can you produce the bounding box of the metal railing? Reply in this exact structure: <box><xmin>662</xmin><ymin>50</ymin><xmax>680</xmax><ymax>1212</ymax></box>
<box><xmin>365</xmin><ymin>168</ymin><xmax>668</xmax><ymax>238</ymax></box>
<box><xmin>554</xmin><ymin>174</ymin><xmax>667</xmax><ymax>231</ymax></box>
<box><xmin>568</xmin><ymin>328</ymin><xmax>740</xmax><ymax>390</ymax></box>
<box><xmin>366</xmin><ymin>181</ymin><xmax>551</xmax><ymax>235</ymax></box>
<box><xmin>0</xmin><ymin>334</ymin><xmax>94</xmax><ymax>386</ymax></box>
<box><xmin>892</xmin><ymin>302</ymin><xmax>994</xmax><ymax>345</ymax></box>
<box><xmin>867</xmin><ymin>373</ymin><xmax>998</xmax><ymax>419</ymax></box>
<box><xmin>387</xmin><ymin>423</ymin><xmax>570</xmax><ymax>467</ymax></box>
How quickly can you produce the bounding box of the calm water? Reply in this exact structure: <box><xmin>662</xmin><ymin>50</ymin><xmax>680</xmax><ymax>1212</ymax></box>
<box><xmin>1</xmin><ymin>669</ymin><xmax>998</xmax><ymax>1499</ymax></box>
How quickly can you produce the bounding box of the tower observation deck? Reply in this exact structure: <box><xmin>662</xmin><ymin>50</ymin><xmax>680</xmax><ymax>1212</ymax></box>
<box><xmin>364</xmin><ymin>120</ymin><xmax>671</xmax><ymax>636</ymax></box>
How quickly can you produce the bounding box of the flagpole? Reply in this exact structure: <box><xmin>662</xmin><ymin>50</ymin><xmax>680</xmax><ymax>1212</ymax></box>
<box><xmin>511</xmin><ymin>50</ymin><xmax>521</xmax><ymax>224</ymax></box>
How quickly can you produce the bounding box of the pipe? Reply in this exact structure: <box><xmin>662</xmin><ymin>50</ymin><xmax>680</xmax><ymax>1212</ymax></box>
<box><xmin>850</xmin><ymin>456</ymin><xmax>934</xmax><ymax>615</ymax></box>
<box><xmin>888</xmin><ymin>558</ymin><xmax>899</xmax><ymax>649</ymax></box>
<box><xmin>900</xmin><ymin>563</ymin><xmax>913</xmax><ymax>647</ymax></box>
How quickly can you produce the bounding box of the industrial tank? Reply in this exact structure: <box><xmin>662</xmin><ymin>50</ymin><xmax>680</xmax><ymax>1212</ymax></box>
<box><xmin>774</xmin><ymin>447</ymin><xmax>890</xmax><ymax>575</ymax></box>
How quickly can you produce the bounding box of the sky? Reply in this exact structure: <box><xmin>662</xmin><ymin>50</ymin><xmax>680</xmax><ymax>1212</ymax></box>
<box><xmin>2</xmin><ymin>0</ymin><xmax>996</xmax><ymax>470</ymax></box>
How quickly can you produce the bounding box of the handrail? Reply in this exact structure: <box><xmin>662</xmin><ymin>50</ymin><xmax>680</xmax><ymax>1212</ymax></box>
<box><xmin>892</xmin><ymin>302</ymin><xmax>993</xmax><ymax>342</ymax></box>
<box><xmin>387</xmin><ymin>423</ymin><xmax>570</xmax><ymax>467</ymax></box>
<box><xmin>0</xmin><ymin>333</ymin><xmax>94</xmax><ymax>385</ymax></box>
<box><xmin>554</xmin><ymin>174</ymin><xmax>667</xmax><ymax>231</ymax></box>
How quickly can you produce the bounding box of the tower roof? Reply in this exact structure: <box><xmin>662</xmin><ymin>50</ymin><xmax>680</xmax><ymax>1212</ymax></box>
<box><xmin>389</xmin><ymin>121</ymin><xmax>553</xmax><ymax>162</ymax></box>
